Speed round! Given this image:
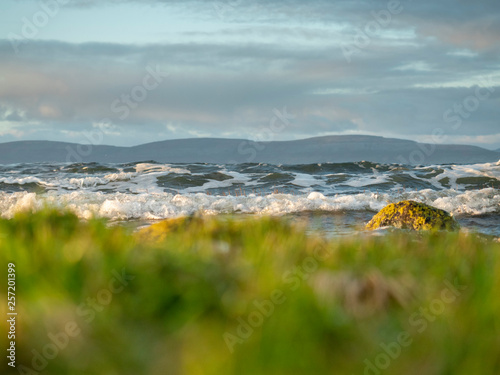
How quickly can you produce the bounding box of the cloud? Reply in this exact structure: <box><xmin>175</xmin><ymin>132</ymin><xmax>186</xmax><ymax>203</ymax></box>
<box><xmin>0</xmin><ymin>36</ymin><xmax>498</xmax><ymax>145</ymax></box>
<box><xmin>0</xmin><ymin>0</ymin><xmax>499</xmax><ymax>148</ymax></box>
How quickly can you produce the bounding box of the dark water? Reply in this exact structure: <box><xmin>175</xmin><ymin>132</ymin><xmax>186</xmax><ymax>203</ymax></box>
<box><xmin>0</xmin><ymin>160</ymin><xmax>499</xmax><ymax>236</ymax></box>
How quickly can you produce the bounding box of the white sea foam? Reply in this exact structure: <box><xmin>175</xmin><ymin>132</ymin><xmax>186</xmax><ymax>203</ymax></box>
<box><xmin>416</xmin><ymin>161</ymin><xmax>500</xmax><ymax>190</ymax></box>
<box><xmin>1</xmin><ymin>188</ymin><xmax>498</xmax><ymax>221</ymax></box>
<box><xmin>0</xmin><ymin>161</ymin><xmax>499</xmax><ymax>225</ymax></box>
<box><xmin>0</xmin><ymin>176</ymin><xmax>47</xmax><ymax>185</ymax></box>
<box><xmin>135</xmin><ymin>163</ymin><xmax>190</xmax><ymax>174</ymax></box>
<box><xmin>344</xmin><ymin>173</ymin><xmax>390</xmax><ymax>188</ymax></box>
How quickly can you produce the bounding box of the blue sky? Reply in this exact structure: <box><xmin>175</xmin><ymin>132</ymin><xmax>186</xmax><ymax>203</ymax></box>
<box><xmin>0</xmin><ymin>0</ymin><xmax>499</xmax><ymax>148</ymax></box>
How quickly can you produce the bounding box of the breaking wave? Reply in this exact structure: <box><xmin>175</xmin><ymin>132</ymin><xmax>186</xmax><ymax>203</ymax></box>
<box><xmin>0</xmin><ymin>161</ymin><xmax>499</xmax><ymax>232</ymax></box>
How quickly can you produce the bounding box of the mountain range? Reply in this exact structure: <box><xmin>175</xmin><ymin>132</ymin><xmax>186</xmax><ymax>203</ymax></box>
<box><xmin>0</xmin><ymin>135</ymin><xmax>498</xmax><ymax>165</ymax></box>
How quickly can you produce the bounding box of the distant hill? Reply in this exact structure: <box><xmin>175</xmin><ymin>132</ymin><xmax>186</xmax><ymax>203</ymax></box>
<box><xmin>0</xmin><ymin>136</ymin><xmax>499</xmax><ymax>165</ymax></box>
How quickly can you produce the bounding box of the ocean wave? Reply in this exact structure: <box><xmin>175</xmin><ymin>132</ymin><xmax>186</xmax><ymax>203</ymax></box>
<box><xmin>0</xmin><ymin>161</ymin><xmax>498</xmax><ymax>223</ymax></box>
<box><xmin>1</xmin><ymin>188</ymin><xmax>498</xmax><ymax>221</ymax></box>
<box><xmin>0</xmin><ymin>161</ymin><xmax>499</xmax><ymax>196</ymax></box>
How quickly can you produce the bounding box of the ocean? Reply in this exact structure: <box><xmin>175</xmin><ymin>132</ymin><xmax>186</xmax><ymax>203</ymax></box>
<box><xmin>1</xmin><ymin>160</ymin><xmax>499</xmax><ymax>237</ymax></box>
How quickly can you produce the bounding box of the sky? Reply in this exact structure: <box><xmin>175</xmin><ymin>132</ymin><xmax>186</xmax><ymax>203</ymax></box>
<box><xmin>0</xmin><ymin>0</ymin><xmax>499</xmax><ymax>149</ymax></box>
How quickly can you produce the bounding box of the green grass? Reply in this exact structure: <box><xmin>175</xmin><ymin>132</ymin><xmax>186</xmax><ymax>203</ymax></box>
<box><xmin>2</xmin><ymin>209</ymin><xmax>500</xmax><ymax>374</ymax></box>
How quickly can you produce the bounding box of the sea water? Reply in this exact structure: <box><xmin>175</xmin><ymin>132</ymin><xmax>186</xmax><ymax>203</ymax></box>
<box><xmin>0</xmin><ymin>160</ymin><xmax>499</xmax><ymax>236</ymax></box>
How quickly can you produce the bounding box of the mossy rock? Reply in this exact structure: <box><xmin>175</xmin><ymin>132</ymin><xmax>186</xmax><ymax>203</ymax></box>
<box><xmin>366</xmin><ymin>200</ymin><xmax>460</xmax><ymax>231</ymax></box>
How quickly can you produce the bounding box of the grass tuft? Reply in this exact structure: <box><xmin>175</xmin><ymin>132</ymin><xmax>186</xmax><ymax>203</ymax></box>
<box><xmin>1</xmin><ymin>209</ymin><xmax>500</xmax><ymax>374</ymax></box>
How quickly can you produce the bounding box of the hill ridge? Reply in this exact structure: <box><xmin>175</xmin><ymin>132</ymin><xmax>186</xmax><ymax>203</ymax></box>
<box><xmin>0</xmin><ymin>135</ymin><xmax>498</xmax><ymax>165</ymax></box>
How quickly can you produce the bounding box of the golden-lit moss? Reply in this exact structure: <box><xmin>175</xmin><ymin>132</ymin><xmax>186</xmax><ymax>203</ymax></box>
<box><xmin>366</xmin><ymin>200</ymin><xmax>460</xmax><ymax>231</ymax></box>
<box><xmin>135</xmin><ymin>216</ymin><xmax>196</xmax><ymax>243</ymax></box>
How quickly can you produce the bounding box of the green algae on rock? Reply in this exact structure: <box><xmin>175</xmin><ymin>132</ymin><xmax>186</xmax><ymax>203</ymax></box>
<box><xmin>366</xmin><ymin>200</ymin><xmax>460</xmax><ymax>231</ymax></box>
